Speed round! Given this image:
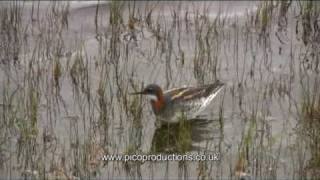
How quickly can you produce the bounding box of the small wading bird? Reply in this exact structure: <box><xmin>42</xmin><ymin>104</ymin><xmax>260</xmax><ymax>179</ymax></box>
<box><xmin>131</xmin><ymin>80</ymin><xmax>225</xmax><ymax>126</ymax></box>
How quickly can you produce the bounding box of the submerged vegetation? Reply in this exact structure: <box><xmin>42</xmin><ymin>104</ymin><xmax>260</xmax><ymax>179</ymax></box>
<box><xmin>0</xmin><ymin>1</ymin><xmax>319</xmax><ymax>179</ymax></box>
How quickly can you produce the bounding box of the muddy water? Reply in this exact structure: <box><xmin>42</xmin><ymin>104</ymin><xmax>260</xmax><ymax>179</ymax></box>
<box><xmin>0</xmin><ymin>1</ymin><xmax>318</xmax><ymax>179</ymax></box>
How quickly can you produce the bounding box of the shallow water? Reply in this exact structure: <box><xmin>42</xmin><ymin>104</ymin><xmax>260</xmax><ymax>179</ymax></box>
<box><xmin>0</xmin><ymin>1</ymin><xmax>319</xmax><ymax>179</ymax></box>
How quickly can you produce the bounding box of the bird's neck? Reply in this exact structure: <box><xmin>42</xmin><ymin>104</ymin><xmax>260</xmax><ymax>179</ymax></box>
<box><xmin>151</xmin><ymin>92</ymin><xmax>164</xmax><ymax>114</ymax></box>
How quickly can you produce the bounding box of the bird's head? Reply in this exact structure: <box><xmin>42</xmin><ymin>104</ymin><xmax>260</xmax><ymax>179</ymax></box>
<box><xmin>131</xmin><ymin>84</ymin><xmax>163</xmax><ymax>101</ymax></box>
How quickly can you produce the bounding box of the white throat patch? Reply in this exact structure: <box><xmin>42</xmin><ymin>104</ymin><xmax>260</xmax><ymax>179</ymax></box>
<box><xmin>146</xmin><ymin>94</ymin><xmax>158</xmax><ymax>101</ymax></box>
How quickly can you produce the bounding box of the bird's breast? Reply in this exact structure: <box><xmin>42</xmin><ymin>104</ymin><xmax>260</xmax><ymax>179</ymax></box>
<box><xmin>151</xmin><ymin>99</ymin><xmax>163</xmax><ymax>115</ymax></box>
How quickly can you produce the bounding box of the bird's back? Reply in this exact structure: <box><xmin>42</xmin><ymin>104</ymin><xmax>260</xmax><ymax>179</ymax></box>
<box><xmin>157</xmin><ymin>80</ymin><xmax>225</xmax><ymax>123</ymax></box>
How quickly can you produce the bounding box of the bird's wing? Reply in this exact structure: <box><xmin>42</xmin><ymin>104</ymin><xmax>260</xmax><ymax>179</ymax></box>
<box><xmin>166</xmin><ymin>82</ymin><xmax>224</xmax><ymax>117</ymax></box>
<box><xmin>168</xmin><ymin>84</ymin><xmax>216</xmax><ymax>102</ymax></box>
<box><xmin>163</xmin><ymin>87</ymin><xmax>189</xmax><ymax>99</ymax></box>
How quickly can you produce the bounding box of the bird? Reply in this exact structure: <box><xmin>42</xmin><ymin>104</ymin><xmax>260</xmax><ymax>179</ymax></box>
<box><xmin>131</xmin><ymin>80</ymin><xmax>225</xmax><ymax>126</ymax></box>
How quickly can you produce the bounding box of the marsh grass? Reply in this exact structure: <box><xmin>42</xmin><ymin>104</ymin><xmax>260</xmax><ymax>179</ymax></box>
<box><xmin>0</xmin><ymin>1</ymin><xmax>320</xmax><ymax>179</ymax></box>
<box><xmin>297</xmin><ymin>2</ymin><xmax>320</xmax><ymax>177</ymax></box>
<box><xmin>299</xmin><ymin>79</ymin><xmax>320</xmax><ymax>177</ymax></box>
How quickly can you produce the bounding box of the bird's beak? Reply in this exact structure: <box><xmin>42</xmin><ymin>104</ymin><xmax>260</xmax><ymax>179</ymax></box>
<box><xmin>130</xmin><ymin>91</ymin><xmax>145</xmax><ymax>95</ymax></box>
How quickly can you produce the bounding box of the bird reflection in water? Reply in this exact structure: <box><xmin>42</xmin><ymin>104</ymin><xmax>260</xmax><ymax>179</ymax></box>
<box><xmin>150</xmin><ymin>117</ymin><xmax>222</xmax><ymax>154</ymax></box>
